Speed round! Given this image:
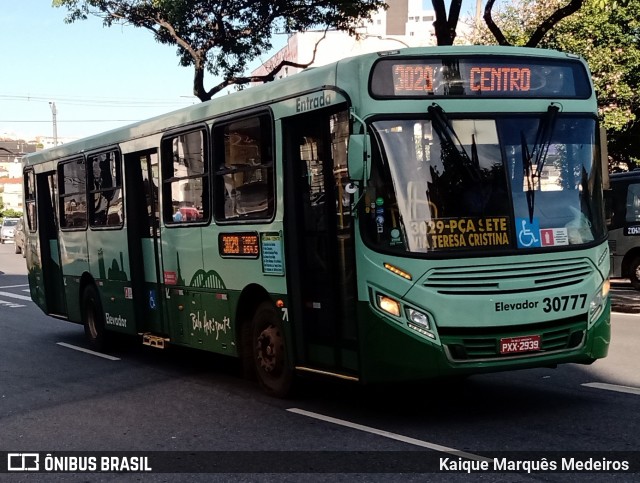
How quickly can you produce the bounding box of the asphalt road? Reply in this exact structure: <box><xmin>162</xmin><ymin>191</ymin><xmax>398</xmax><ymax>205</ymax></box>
<box><xmin>1</xmin><ymin>242</ymin><xmax>639</xmax><ymax>482</ymax></box>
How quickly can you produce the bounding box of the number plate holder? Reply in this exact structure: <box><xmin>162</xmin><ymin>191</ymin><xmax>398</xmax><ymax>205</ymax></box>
<box><xmin>499</xmin><ymin>335</ymin><xmax>541</xmax><ymax>355</ymax></box>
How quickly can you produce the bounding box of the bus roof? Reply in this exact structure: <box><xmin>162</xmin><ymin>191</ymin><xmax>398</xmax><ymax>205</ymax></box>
<box><xmin>23</xmin><ymin>45</ymin><xmax>587</xmax><ymax>167</ymax></box>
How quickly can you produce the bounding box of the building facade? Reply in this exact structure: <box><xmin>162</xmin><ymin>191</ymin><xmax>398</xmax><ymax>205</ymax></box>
<box><xmin>0</xmin><ymin>139</ymin><xmax>37</xmax><ymax>214</ymax></box>
<box><xmin>251</xmin><ymin>0</ymin><xmax>439</xmax><ymax>80</ymax></box>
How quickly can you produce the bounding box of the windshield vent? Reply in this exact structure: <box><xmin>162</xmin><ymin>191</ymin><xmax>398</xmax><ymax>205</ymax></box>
<box><xmin>423</xmin><ymin>259</ymin><xmax>593</xmax><ymax>295</ymax></box>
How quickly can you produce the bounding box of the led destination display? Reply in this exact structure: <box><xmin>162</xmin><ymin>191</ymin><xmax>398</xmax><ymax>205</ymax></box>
<box><xmin>370</xmin><ymin>56</ymin><xmax>591</xmax><ymax>98</ymax></box>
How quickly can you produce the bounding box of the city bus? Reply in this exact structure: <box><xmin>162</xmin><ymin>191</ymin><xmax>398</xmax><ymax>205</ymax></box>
<box><xmin>605</xmin><ymin>171</ymin><xmax>640</xmax><ymax>289</ymax></box>
<box><xmin>22</xmin><ymin>46</ymin><xmax>611</xmax><ymax>397</ymax></box>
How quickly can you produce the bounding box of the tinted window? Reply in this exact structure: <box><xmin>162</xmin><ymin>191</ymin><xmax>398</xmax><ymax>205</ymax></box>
<box><xmin>59</xmin><ymin>158</ymin><xmax>87</xmax><ymax>229</ymax></box>
<box><xmin>162</xmin><ymin>129</ymin><xmax>209</xmax><ymax>224</ymax></box>
<box><xmin>213</xmin><ymin>114</ymin><xmax>275</xmax><ymax>222</ymax></box>
<box><xmin>88</xmin><ymin>150</ymin><xmax>123</xmax><ymax>228</ymax></box>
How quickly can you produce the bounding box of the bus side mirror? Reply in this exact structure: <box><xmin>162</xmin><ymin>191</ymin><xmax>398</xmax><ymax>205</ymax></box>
<box><xmin>600</xmin><ymin>126</ymin><xmax>610</xmax><ymax>190</ymax></box>
<box><xmin>348</xmin><ymin>134</ymin><xmax>372</xmax><ymax>181</ymax></box>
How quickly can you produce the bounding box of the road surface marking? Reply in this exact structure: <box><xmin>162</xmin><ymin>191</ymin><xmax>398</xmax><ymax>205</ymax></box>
<box><xmin>56</xmin><ymin>342</ymin><xmax>120</xmax><ymax>361</ymax></box>
<box><xmin>0</xmin><ymin>299</ymin><xmax>26</xmax><ymax>308</ymax></box>
<box><xmin>287</xmin><ymin>408</ymin><xmax>491</xmax><ymax>462</ymax></box>
<box><xmin>0</xmin><ymin>291</ymin><xmax>32</xmax><ymax>301</ymax></box>
<box><xmin>0</xmin><ymin>284</ymin><xmax>29</xmax><ymax>289</ymax></box>
<box><xmin>582</xmin><ymin>382</ymin><xmax>640</xmax><ymax>396</ymax></box>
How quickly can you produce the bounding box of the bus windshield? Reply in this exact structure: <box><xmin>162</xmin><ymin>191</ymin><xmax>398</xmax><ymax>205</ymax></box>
<box><xmin>365</xmin><ymin>114</ymin><xmax>606</xmax><ymax>253</ymax></box>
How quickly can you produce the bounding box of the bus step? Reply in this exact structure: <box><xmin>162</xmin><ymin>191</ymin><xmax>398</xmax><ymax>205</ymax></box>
<box><xmin>141</xmin><ymin>333</ymin><xmax>170</xmax><ymax>349</ymax></box>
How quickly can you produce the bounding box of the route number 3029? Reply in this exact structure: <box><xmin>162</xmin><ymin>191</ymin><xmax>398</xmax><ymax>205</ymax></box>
<box><xmin>542</xmin><ymin>294</ymin><xmax>587</xmax><ymax>313</ymax></box>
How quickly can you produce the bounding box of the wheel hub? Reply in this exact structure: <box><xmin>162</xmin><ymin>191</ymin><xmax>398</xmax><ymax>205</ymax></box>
<box><xmin>256</xmin><ymin>324</ymin><xmax>282</xmax><ymax>374</ymax></box>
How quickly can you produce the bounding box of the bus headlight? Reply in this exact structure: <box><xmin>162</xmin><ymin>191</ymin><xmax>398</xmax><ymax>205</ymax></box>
<box><xmin>377</xmin><ymin>294</ymin><xmax>401</xmax><ymax>317</ymax></box>
<box><xmin>406</xmin><ymin>307</ymin><xmax>430</xmax><ymax>330</ymax></box>
<box><xmin>589</xmin><ymin>280</ymin><xmax>610</xmax><ymax>324</ymax></box>
<box><xmin>406</xmin><ymin>307</ymin><xmax>436</xmax><ymax>339</ymax></box>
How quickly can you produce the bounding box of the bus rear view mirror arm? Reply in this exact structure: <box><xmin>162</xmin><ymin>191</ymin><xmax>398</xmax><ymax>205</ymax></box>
<box><xmin>347</xmin><ymin>133</ymin><xmax>371</xmax><ymax>182</ymax></box>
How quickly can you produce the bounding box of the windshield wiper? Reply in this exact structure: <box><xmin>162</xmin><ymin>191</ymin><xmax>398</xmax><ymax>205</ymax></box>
<box><xmin>521</xmin><ymin>104</ymin><xmax>560</xmax><ymax>222</ymax></box>
<box><xmin>428</xmin><ymin>103</ymin><xmax>481</xmax><ymax>183</ymax></box>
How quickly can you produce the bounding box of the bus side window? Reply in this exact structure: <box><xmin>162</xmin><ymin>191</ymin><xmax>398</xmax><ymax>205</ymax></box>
<box><xmin>88</xmin><ymin>150</ymin><xmax>123</xmax><ymax>228</ymax></box>
<box><xmin>24</xmin><ymin>170</ymin><xmax>37</xmax><ymax>231</ymax></box>
<box><xmin>625</xmin><ymin>183</ymin><xmax>640</xmax><ymax>223</ymax></box>
<box><xmin>59</xmin><ymin>158</ymin><xmax>87</xmax><ymax>229</ymax></box>
<box><xmin>161</xmin><ymin>129</ymin><xmax>209</xmax><ymax>225</ymax></box>
<box><xmin>213</xmin><ymin>114</ymin><xmax>275</xmax><ymax>221</ymax></box>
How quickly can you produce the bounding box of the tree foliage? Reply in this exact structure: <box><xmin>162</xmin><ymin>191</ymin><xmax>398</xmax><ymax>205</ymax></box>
<box><xmin>52</xmin><ymin>0</ymin><xmax>386</xmax><ymax>101</ymax></box>
<box><xmin>1</xmin><ymin>209</ymin><xmax>23</xmax><ymax>219</ymax></box>
<box><xmin>466</xmin><ymin>0</ymin><xmax>640</xmax><ymax>167</ymax></box>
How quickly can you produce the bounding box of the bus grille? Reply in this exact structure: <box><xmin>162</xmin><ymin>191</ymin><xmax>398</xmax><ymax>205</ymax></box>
<box><xmin>423</xmin><ymin>259</ymin><xmax>592</xmax><ymax>295</ymax></box>
<box><xmin>440</xmin><ymin>317</ymin><xmax>587</xmax><ymax>362</ymax></box>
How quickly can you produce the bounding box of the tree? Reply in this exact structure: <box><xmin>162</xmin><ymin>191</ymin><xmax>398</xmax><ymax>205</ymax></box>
<box><xmin>482</xmin><ymin>0</ymin><xmax>583</xmax><ymax>47</ymax></box>
<box><xmin>1</xmin><ymin>209</ymin><xmax>23</xmax><ymax>219</ymax></box>
<box><xmin>466</xmin><ymin>0</ymin><xmax>640</xmax><ymax>167</ymax></box>
<box><xmin>431</xmin><ymin>0</ymin><xmax>463</xmax><ymax>45</ymax></box>
<box><xmin>53</xmin><ymin>0</ymin><xmax>386</xmax><ymax>101</ymax></box>
<box><xmin>543</xmin><ymin>0</ymin><xmax>640</xmax><ymax>168</ymax></box>
<box><xmin>430</xmin><ymin>0</ymin><xmax>581</xmax><ymax>47</ymax></box>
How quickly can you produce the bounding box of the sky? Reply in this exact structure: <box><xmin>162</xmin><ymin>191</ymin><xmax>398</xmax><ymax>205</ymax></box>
<box><xmin>0</xmin><ymin>1</ymin><xmax>289</xmax><ymax>141</ymax></box>
<box><xmin>0</xmin><ymin>1</ymin><xmax>477</xmax><ymax>142</ymax></box>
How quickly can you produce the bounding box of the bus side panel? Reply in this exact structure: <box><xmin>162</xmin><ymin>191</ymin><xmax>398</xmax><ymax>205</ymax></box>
<box><xmin>59</xmin><ymin>230</ymin><xmax>89</xmax><ymax>323</ymax></box>
<box><xmin>88</xmin><ymin>229</ymin><xmax>137</xmax><ymax>335</ymax></box>
<box><xmin>160</xmin><ymin>226</ymin><xmax>205</xmax><ymax>346</ymax></box>
<box><xmin>26</xmin><ymin>230</ymin><xmax>47</xmax><ymax>313</ymax></box>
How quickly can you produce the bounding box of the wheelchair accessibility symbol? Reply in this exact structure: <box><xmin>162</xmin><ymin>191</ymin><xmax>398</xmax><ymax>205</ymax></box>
<box><xmin>149</xmin><ymin>289</ymin><xmax>157</xmax><ymax>310</ymax></box>
<box><xmin>517</xmin><ymin>218</ymin><xmax>541</xmax><ymax>248</ymax></box>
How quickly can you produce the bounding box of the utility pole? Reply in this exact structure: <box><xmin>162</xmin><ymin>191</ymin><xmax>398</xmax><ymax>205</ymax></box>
<box><xmin>49</xmin><ymin>101</ymin><xmax>58</xmax><ymax>146</ymax></box>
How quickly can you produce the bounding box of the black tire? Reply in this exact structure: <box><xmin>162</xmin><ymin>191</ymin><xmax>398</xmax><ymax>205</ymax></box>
<box><xmin>82</xmin><ymin>285</ymin><xmax>109</xmax><ymax>351</ymax></box>
<box><xmin>630</xmin><ymin>257</ymin><xmax>640</xmax><ymax>291</ymax></box>
<box><xmin>249</xmin><ymin>301</ymin><xmax>293</xmax><ymax>397</ymax></box>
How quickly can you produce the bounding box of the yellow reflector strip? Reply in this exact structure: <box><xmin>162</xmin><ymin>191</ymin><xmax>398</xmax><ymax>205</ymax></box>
<box><xmin>384</xmin><ymin>263</ymin><xmax>412</xmax><ymax>280</ymax></box>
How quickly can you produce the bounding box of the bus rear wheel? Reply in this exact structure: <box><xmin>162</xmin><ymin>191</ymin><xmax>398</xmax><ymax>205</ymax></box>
<box><xmin>250</xmin><ymin>301</ymin><xmax>293</xmax><ymax>397</ymax></box>
<box><xmin>82</xmin><ymin>285</ymin><xmax>108</xmax><ymax>351</ymax></box>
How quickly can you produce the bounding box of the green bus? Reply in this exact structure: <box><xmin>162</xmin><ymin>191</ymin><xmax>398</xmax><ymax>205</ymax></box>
<box><xmin>23</xmin><ymin>46</ymin><xmax>611</xmax><ymax>396</ymax></box>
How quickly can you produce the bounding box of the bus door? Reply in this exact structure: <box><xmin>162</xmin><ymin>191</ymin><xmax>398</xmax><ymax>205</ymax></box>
<box><xmin>36</xmin><ymin>171</ymin><xmax>67</xmax><ymax>316</ymax></box>
<box><xmin>283</xmin><ymin>109</ymin><xmax>359</xmax><ymax>376</ymax></box>
<box><xmin>124</xmin><ymin>150</ymin><xmax>166</xmax><ymax>336</ymax></box>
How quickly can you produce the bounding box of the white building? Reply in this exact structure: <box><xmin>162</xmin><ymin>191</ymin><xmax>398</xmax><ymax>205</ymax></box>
<box><xmin>0</xmin><ymin>178</ymin><xmax>23</xmax><ymax>212</ymax></box>
<box><xmin>252</xmin><ymin>0</ymin><xmax>439</xmax><ymax>80</ymax></box>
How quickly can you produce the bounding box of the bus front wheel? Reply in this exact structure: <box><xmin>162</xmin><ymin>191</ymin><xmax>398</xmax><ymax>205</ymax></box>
<box><xmin>250</xmin><ymin>301</ymin><xmax>293</xmax><ymax>397</ymax></box>
<box><xmin>82</xmin><ymin>285</ymin><xmax>108</xmax><ymax>351</ymax></box>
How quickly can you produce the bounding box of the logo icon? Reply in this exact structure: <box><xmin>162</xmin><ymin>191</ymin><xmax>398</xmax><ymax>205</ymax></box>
<box><xmin>8</xmin><ymin>453</ymin><xmax>40</xmax><ymax>471</ymax></box>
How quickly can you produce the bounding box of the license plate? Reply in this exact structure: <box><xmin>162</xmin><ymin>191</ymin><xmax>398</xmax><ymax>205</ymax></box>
<box><xmin>499</xmin><ymin>335</ymin><xmax>541</xmax><ymax>354</ymax></box>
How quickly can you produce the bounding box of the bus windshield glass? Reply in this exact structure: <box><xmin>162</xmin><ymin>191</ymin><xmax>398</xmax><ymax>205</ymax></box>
<box><xmin>364</xmin><ymin>114</ymin><xmax>606</xmax><ymax>253</ymax></box>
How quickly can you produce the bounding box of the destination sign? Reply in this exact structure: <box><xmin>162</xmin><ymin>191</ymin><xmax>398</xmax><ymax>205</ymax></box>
<box><xmin>219</xmin><ymin>232</ymin><xmax>260</xmax><ymax>258</ymax></box>
<box><xmin>370</xmin><ymin>56</ymin><xmax>591</xmax><ymax>99</ymax></box>
<box><xmin>409</xmin><ymin>216</ymin><xmax>511</xmax><ymax>250</ymax></box>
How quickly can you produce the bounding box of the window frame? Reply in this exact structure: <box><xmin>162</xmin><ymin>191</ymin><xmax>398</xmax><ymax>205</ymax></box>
<box><xmin>160</xmin><ymin>125</ymin><xmax>211</xmax><ymax>227</ymax></box>
<box><xmin>212</xmin><ymin>111</ymin><xmax>276</xmax><ymax>225</ymax></box>
<box><xmin>87</xmin><ymin>148</ymin><xmax>124</xmax><ymax>230</ymax></box>
<box><xmin>58</xmin><ymin>156</ymin><xmax>88</xmax><ymax>231</ymax></box>
<box><xmin>23</xmin><ymin>169</ymin><xmax>37</xmax><ymax>232</ymax></box>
